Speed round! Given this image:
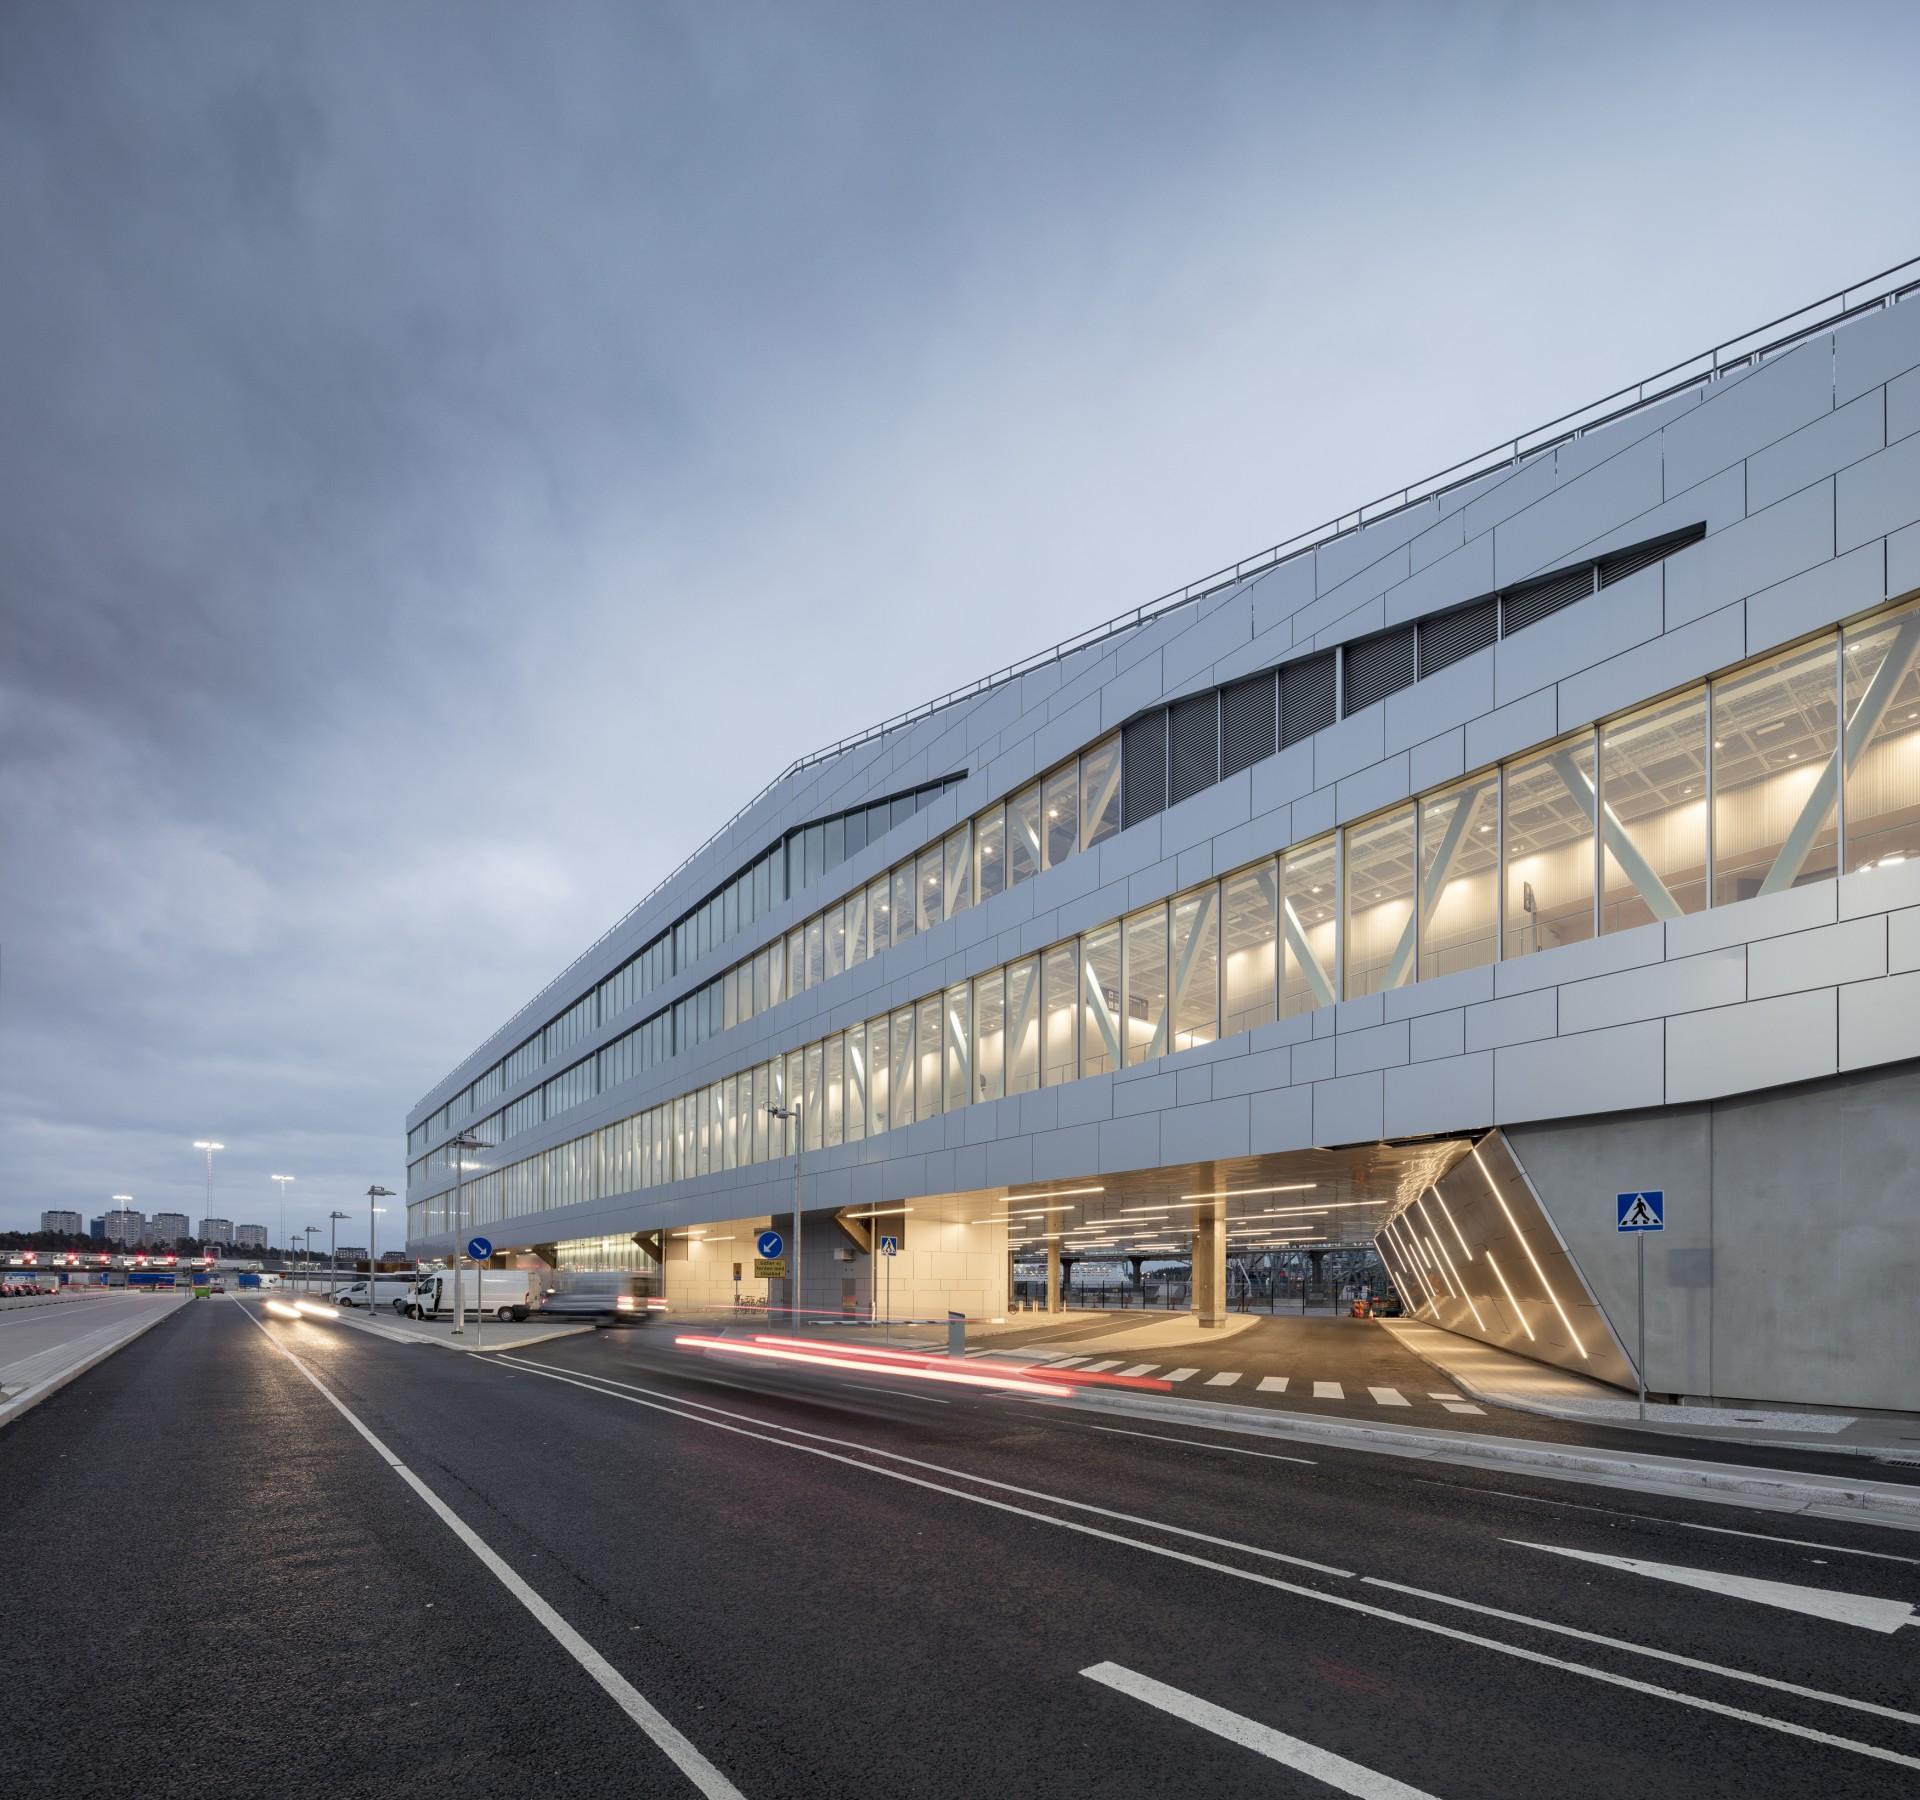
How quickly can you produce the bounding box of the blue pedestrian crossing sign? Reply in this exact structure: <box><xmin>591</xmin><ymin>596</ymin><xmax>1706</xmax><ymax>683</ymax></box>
<box><xmin>756</xmin><ymin>1229</ymin><xmax>784</xmax><ymax>1260</ymax></box>
<box><xmin>466</xmin><ymin>1236</ymin><xmax>493</xmax><ymax>1261</ymax></box>
<box><xmin>1616</xmin><ymin>1191</ymin><xmax>1664</xmax><ymax>1232</ymax></box>
<box><xmin>879</xmin><ymin>1235</ymin><xmax>898</xmax><ymax>1257</ymax></box>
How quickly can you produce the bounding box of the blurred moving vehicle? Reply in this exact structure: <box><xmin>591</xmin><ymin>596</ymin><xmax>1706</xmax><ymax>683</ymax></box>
<box><xmin>536</xmin><ymin>1268</ymin><xmax>664</xmax><ymax>1325</ymax></box>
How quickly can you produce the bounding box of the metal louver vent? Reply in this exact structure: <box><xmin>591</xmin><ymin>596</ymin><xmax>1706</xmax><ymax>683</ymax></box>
<box><xmin>1220</xmin><ymin>671</ymin><xmax>1278</xmax><ymax>777</ymax></box>
<box><xmin>1168</xmin><ymin>693</ymin><xmax>1220</xmax><ymax>805</ymax></box>
<box><xmin>1501</xmin><ymin>564</ymin><xmax>1595</xmax><ymax>636</ymax></box>
<box><xmin>1598</xmin><ymin>522</ymin><xmax>1707</xmax><ymax>588</ymax></box>
<box><xmin>1122</xmin><ymin>711</ymin><xmax>1168</xmax><ymax>828</ymax></box>
<box><xmin>1417</xmin><ymin>597</ymin><xmax>1498</xmax><ymax>677</ymax></box>
<box><xmin>1341</xmin><ymin>626</ymin><xmax>1417</xmax><ymax>715</ymax></box>
<box><xmin>1280</xmin><ymin>653</ymin><xmax>1336</xmax><ymax>747</ymax></box>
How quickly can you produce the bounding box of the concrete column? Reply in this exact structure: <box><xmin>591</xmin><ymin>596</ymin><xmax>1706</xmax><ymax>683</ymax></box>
<box><xmin>1046</xmin><ymin>1237</ymin><xmax>1061</xmax><ymax>1315</ymax></box>
<box><xmin>1192</xmin><ymin>1203</ymin><xmax>1227</xmax><ymax>1328</ymax></box>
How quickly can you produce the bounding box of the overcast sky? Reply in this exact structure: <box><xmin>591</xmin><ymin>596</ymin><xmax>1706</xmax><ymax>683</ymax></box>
<box><xmin>6</xmin><ymin>0</ymin><xmax>1920</xmax><ymax>1239</ymax></box>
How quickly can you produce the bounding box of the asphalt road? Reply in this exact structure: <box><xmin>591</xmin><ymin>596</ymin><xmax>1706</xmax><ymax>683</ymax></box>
<box><xmin>2</xmin><ymin>1300</ymin><xmax>1916</xmax><ymax>1798</ymax></box>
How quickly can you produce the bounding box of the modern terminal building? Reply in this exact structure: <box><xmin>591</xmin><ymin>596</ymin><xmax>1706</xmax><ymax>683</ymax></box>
<box><xmin>407</xmin><ymin>267</ymin><xmax>1920</xmax><ymax>1414</ymax></box>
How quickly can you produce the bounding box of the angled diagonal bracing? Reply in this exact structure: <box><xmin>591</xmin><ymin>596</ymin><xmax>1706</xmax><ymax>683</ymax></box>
<box><xmin>1282</xmin><ymin>898</ymin><xmax>1336</xmax><ymax>1009</ymax></box>
<box><xmin>1758</xmin><ymin>610</ymin><xmax>1920</xmax><ymax>895</ymax></box>
<box><xmin>1548</xmin><ymin>748</ymin><xmax>1683</xmax><ymax>922</ymax></box>
<box><xmin>1381</xmin><ymin>782</ymin><xmax>1485</xmax><ymax>991</ymax></box>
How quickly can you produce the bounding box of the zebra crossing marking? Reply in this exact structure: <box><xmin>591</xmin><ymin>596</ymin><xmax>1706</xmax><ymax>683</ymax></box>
<box><xmin>1165</xmin><ymin>1368</ymin><xmax>1199</xmax><ymax>1382</ymax></box>
<box><xmin>1368</xmin><ymin>1387</ymin><xmax>1410</xmax><ymax>1406</ymax></box>
<box><xmin>1257</xmin><ymin>1376</ymin><xmax>1289</xmax><ymax>1393</ymax></box>
<box><xmin>1117</xmin><ymin>1363</ymin><xmax>1159</xmax><ymax>1378</ymax></box>
<box><xmin>1205</xmin><ymin>1372</ymin><xmax>1242</xmax><ymax>1387</ymax></box>
<box><xmin>1312</xmin><ymin>1380</ymin><xmax>1344</xmax><ymax>1399</ymax></box>
<box><xmin>1082</xmin><ymin>1360</ymin><xmax>1124</xmax><ymax>1373</ymax></box>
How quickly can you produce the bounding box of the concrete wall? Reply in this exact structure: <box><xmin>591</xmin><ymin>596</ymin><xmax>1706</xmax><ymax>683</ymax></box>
<box><xmin>1507</xmin><ymin>1061</ymin><xmax>1920</xmax><ymax>1413</ymax></box>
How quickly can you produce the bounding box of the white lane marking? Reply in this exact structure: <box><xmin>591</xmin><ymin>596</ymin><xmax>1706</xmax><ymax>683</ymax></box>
<box><xmin>1090</xmin><ymin>1426</ymin><xmax>1315</xmax><ymax>1467</ymax></box>
<box><xmin>846</xmin><ymin>1383</ymin><xmax>950</xmax><ymax>1405</ymax></box>
<box><xmin>1082</xmin><ymin>1360</ymin><xmax>1124</xmax><ymax>1373</ymax></box>
<box><xmin>503</xmin><ymin>1357</ymin><xmax>1920</xmax><ymax>1755</ymax></box>
<box><xmin>1441</xmin><ymin>1401</ymin><xmax>1483</xmax><ymax>1415</ymax></box>
<box><xmin>1509</xmin><ymin>1541</ymin><xmax>1920</xmax><ymax>1635</ymax></box>
<box><xmin>1082</xmin><ymin>1663</ymin><xmax>1436</xmax><ymax>1798</ymax></box>
<box><xmin>1426</xmin><ymin>1391</ymin><xmax>1461</xmax><ymax>1400</ymax></box>
<box><xmin>1051</xmin><ymin>1356</ymin><xmax>1093</xmax><ymax>1369</ymax></box>
<box><xmin>502</xmin><ymin>1357</ymin><xmax>1349</xmax><ymax>1575</ymax></box>
<box><xmin>1117</xmin><ymin>1363</ymin><xmax>1159</xmax><ymax>1378</ymax></box>
<box><xmin>233</xmin><ymin>1307</ymin><xmax>744</xmax><ymax>1798</ymax></box>
<box><xmin>1164</xmin><ymin>1367</ymin><xmax>1199</xmax><ymax>1382</ymax></box>
<box><xmin>1361</xmin><ymin>1574</ymin><xmax>1920</xmax><ymax>1728</ymax></box>
<box><xmin>1368</xmin><ymin>1387</ymin><xmax>1409</xmax><ymax>1407</ymax></box>
<box><xmin>1205</xmin><ymin>1372</ymin><xmax>1242</xmax><ymax>1387</ymax></box>
<box><xmin>1258</xmin><ymin>1376</ymin><xmax>1290</xmax><ymax>1393</ymax></box>
<box><xmin>1460</xmin><ymin>1487</ymin><xmax>1920</xmax><ymax>1567</ymax></box>
<box><xmin>1312</xmin><ymin>1381</ymin><xmax>1343</xmax><ymax>1399</ymax></box>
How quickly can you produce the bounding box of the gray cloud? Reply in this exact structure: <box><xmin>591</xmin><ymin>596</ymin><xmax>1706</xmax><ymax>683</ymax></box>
<box><xmin>5</xmin><ymin>0</ymin><xmax>1919</xmax><ymax>1231</ymax></box>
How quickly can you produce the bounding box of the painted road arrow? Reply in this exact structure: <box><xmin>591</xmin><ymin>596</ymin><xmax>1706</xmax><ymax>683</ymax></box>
<box><xmin>1510</xmin><ymin>1541</ymin><xmax>1919</xmax><ymax>1634</ymax></box>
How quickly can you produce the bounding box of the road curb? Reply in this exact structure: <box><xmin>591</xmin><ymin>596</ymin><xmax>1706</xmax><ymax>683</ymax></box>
<box><xmin>0</xmin><ymin>1298</ymin><xmax>187</xmax><ymax>1431</ymax></box>
<box><xmin>1048</xmin><ymin>1387</ymin><xmax>1920</xmax><ymax>1529</ymax></box>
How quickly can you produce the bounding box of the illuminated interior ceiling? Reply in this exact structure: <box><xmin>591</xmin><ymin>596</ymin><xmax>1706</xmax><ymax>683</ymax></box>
<box><xmin>904</xmin><ymin>1140</ymin><xmax>1476</xmax><ymax>1257</ymax></box>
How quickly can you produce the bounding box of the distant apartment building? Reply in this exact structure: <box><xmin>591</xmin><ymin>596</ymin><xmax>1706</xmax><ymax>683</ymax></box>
<box><xmin>88</xmin><ymin>1216</ymin><xmax>106</xmax><ymax>1241</ymax></box>
<box><xmin>197</xmin><ymin>1217</ymin><xmax>234</xmax><ymax>1246</ymax></box>
<box><xmin>40</xmin><ymin>1210</ymin><xmax>83</xmax><ymax>1235</ymax></box>
<box><xmin>334</xmin><ymin>1245</ymin><xmax>369</xmax><ymax>1264</ymax></box>
<box><xmin>101</xmin><ymin>1208</ymin><xmax>144</xmax><ymax>1246</ymax></box>
<box><xmin>233</xmin><ymin>1224</ymin><xmax>268</xmax><ymax>1251</ymax></box>
<box><xmin>146</xmin><ymin>1213</ymin><xmax>190</xmax><ymax>1247</ymax></box>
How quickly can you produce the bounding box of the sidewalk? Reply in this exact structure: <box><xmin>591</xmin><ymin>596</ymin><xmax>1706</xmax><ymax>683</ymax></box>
<box><xmin>1381</xmin><ymin>1319</ymin><xmax>1920</xmax><ymax>1463</ymax></box>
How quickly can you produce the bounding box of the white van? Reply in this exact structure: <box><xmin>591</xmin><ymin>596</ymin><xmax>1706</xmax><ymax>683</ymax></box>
<box><xmin>405</xmin><ymin>1268</ymin><xmax>535</xmax><ymax>1323</ymax></box>
<box><xmin>335</xmin><ymin>1275</ymin><xmax>417</xmax><ymax>1311</ymax></box>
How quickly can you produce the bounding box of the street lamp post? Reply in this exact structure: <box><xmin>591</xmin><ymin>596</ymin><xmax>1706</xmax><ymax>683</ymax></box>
<box><xmin>764</xmin><ymin>1104</ymin><xmax>803</xmax><ymax>1329</ymax></box>
<box><xmin>271</xmin><ymin>1174</ymin><xmax>295</xmax><ymax>1282</ymax></box>
<box><xmin>192</xmin><ymin>1141</ymin><xmax>224</xmax><ymax>1235</ymax></box>
<box><xmin>444</xmin><ymin>1132</ymin><xmax>491</xmax><ymax>1338</ymax></box>
<box><xmin>366</xmin><ymin>1187</ymin><xmax>393</xmax><ymax>1312</ymax></box>
<box><xmin>327</xmin><ymin>1210</ymin><xmax>351</xmax><ymax>1302</ymax></box>
<box><xmin>301</xmin><ymin>1226</ymin><xmax>318</xmax><ymax>1284</ymax></box>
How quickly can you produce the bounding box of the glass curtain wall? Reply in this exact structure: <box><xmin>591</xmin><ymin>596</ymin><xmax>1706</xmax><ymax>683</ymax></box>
<box><xmin>1420</xmin><ymin>773</ymin><xmax>1499</xmax><ymax>977</ymax></box>
<box><xmin>1844</xmin><ymin>600</ymin><xmax>1920</xmax><ymax>871</ymax></box>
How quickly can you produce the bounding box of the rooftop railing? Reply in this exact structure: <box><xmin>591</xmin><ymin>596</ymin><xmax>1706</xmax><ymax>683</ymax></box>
<box><xmin>412</xmin><ymin>252</ymin><xmax>1920</xmax><ymax>1114</ymax></box>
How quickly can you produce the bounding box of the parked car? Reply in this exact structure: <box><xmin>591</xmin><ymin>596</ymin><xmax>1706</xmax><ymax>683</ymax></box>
<box><xmin>405</xmin><ymin>1268</ymin><xmax>536</xmax><ymax>1323</ymax></box>
<box><xmin>335</xmin><ymin>1276</ymin><xmax>418</xmax><ymax>1311</ymax></box>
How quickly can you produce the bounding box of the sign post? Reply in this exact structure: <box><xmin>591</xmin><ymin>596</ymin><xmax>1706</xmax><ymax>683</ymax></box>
<box><xmin>879</xmin><ymin>1233</ymin><xmax>897</xmax><ymax>1334</ymax></box>
<box><xmin>1615</xmin><ymin>1192</ymin><xmax>1664</xmax><ymax>1421</ymax></box>
<box><xmin>467</xmin><ymin>1236</ymin><xmax>493</xmax><ymax>1352</ymax></box>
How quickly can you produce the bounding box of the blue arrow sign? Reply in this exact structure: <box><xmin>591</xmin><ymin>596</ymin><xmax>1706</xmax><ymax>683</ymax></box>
<box><xmin>467</xmin><ymin>1235</ymin><xmax>494</xmax><ymax>1261</ymax></box>
<box><xmin>756</xmin><ymin>1229</ymin><xmax>784</xmax><ymax>1260</ymax></box>
<box><xmin>1616</xmin><ymin>1192</ymin><xmax>1664</xmax><ymax>1233</ymax></box>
